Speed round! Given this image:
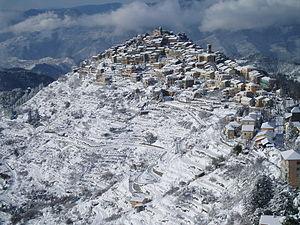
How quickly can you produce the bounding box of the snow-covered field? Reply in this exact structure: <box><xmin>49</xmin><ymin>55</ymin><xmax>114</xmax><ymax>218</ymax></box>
<box><xmin>0</xmin><ymin>65</ymin><xmax>286</xmax><ymax>224</ymax></box>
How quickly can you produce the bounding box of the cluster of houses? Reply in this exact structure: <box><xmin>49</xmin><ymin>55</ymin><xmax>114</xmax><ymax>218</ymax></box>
<box><xmin>88</xmin><ymin>27</ymin><xmax>280</xmax><ymax>108</ymax></box>
<box><xmin>74</xmin><ymin>28</ymin><xmax>300</xmax><ymax>213</ymax></box>
<box><xmin>224</xmin><ymin>107</ymin><xmax>300</xmax><ymax>144</ymax></box>
<box><xmin>83</xmin><ymin>27</ymin><xmax>224</xmax><ymax>91</ymax></box>
<box><xmin>94</xmin><ymin>26</ymin><xmax>300</xmax><ymax>181</ymax></box>
<box><xmin>224</xmin><ymin>105</ymin><xmax>300</xmax><ymax>189</ymax></box>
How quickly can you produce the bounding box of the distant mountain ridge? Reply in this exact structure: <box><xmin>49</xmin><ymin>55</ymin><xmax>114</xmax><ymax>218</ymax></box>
<box><xmin>0</xmin><ymin>68</ymin><xmax>54</xmax><ymax>91</ymax></box>
<box><xmin>0</xmin><ymin>68</ymin><xmax>55</xmax><ymax>115</ymax></box>
<box><xmin>23</xmin><ymin>3</ymin><xmax>122</xmax><ymax>18</ymax></box>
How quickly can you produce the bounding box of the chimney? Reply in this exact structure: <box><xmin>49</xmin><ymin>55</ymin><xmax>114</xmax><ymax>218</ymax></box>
<box><xmin>207</xmin><ymin>44</ymin><xmax>212</xmax><ymax>53</ymax></box>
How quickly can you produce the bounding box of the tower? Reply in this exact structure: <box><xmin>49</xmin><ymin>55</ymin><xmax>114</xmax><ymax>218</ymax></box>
<box><xmin>159</xmin><ymin>26</ymin><xmax>163</xmax><ymax>35</ymax></box>
<box><xmin>207</xmin><ymin>44</ymin><xmax>212</xmax><ymax>53</ymax></box>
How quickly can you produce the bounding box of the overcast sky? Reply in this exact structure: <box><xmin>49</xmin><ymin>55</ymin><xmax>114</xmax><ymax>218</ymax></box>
<box><xmin>1</xmin><ymin>0</ymin><xmax>300</xmax><ymax>33</ymax></box>
<box><xmin>0</xmin><ymin>0</ymin><xmax>133</xmax><ymax>10</ymax></box>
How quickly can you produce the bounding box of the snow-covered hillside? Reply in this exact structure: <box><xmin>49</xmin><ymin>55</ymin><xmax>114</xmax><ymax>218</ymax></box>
<box><xmin>0</xmin><ymin>70</ymin><xmax>284</xmax><ymax>224</ymax></box>
<box><xmin>0</xmin><ymin>32</ymin><xmax>298</xmax><ymax>225</ymax></box>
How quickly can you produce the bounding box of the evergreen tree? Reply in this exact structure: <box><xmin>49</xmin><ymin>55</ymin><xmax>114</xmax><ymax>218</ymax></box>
<box><xmin>285</xmin><ymin>122</ymin><xmax>299</xmax><ymax>148</ymax></box>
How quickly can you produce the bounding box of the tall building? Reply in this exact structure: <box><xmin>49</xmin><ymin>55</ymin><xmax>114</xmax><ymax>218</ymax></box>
<box><xmin>291</xmin><ymin>106</ymin><xmax>300</xmax><ymax>122</ymax></box>
<box><xmin>280</xmin><ymin>150</ymin><xmax>300</xmax><ymax>188</ymax></box>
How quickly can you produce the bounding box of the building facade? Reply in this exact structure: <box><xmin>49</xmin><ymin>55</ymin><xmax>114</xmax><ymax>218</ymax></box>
<box><xmin>280</xmin><ymin>150</ymin><xmax>300</xmax><ymax>188</ymax></box>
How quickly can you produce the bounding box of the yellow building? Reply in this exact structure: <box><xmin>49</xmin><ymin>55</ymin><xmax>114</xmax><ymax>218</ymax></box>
<box><xmin>225</xmin><ymin>125</ymin><xmax>235</xmax><ymax>139</ymax></box>
<box><xmin>130</xmin><ymin>194</ymin><xmax>151</xmax><ymax>208</ymax></box>
<box><xmin>198</xmin><ymin>53</ymin><xmax>216</xmax><ymax>63</ymax></box>
<box><xmin>241</xmin><ymin>125</ymin><xmax>255</xmax><ymax>140</ymax></box>
<box><xmin>201</xmin><ymin>71</ymin><xmax>215</xmax><ymax>80</ymax></box>
<box><xmin>246</xmin><ymin>82</ymin><xmax>259</xmax><ymax>94</ymax></box>
<box><xmin>240</xmin><ymin>65</ymin><xmax>255</xmax><ymax>79</ymax></box>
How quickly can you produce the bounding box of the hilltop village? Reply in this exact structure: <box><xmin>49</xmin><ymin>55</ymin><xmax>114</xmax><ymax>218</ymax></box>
<box><xmin>76</xmin><ymin>28</ymin><xmax>300</xmax><ymax>188</ymax></box>
<box><xmin>1</xmin><ymin>28</ymin><xmax>300</xmax><ymax>225</ymax></box>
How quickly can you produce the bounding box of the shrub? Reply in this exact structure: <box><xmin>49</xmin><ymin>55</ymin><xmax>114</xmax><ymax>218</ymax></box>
<box><xmin>233</xmin><ymin>144</ymin><xmax>243</xmax><ymax>156</ymax></box>
<box><xmin>283</xmin><ymin>217</ymin><xmax>300</xmax><ymax>225</ymax></box>
<box><xmin>211</xmin><ymin>155</ymin><xmax>226</xmax><ymax>168</ymax></box>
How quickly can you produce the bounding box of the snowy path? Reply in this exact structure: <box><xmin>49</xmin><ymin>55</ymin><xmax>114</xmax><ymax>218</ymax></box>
<box><xmin>163</xmin><ymin>101</ymin><xmax>208</xmax><ymax>127</ymax></box>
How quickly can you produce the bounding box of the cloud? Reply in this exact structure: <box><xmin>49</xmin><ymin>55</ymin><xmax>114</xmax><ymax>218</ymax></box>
<box><xmin>3</xmin><ymin>0</ymin><xmax>206</xmax><ymax>34</ymax></box>
<box><xmin>6</xmin><ymin>12</ymin><xmax>71</xmax><ymax>33</ymax></box>
<box><xmin>2</xmin><ymin>0</ymin><xmax>300</xmax><ymax>35</ymax></box>
<box><xmin>78</xmin><ymin>1</ymin><xmax>204</xmax><ymax>34</ymax></box>
<box><xmin>5</xmin><ymin>12</ymin><xmax>75</xmax><ymax>33</ymax></box>
<box><xmin>200</xmin><ymin>0</ymin><xmax>300</xmax><ymax>32</ymax></box>
<box><xmin>0</xmin><ymin>0</ymin><xmax>128</xmax><ymax>10</ymax></box>
<box><xmin>0</xmin><ymin>10</ymin><xmax>21</xmax><ymax>29</ymax></box>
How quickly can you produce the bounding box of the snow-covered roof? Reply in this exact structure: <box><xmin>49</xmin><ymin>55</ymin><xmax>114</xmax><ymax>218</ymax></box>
<box><xmin>292</xmin><ymin>122</ymin><xmax>300</xmax><ymax>129</ymax></box>
<box><xmin>263</xmin><ymin>98</ymin><xmax>271</xmax><ymax>102</ymax></box>
<box><xmin>242</xmin><ymin>125</ymin><xmax>254</xmax><ymax>132</ymax></box>
<box><xmin>249</xmin><ymin>112</ymin><xmax>258</xmax><ymax>120</ymax></box>
<box><xmin>241</xmin><ymin>116</ymin><xmax>255</xmax><ymax>122</ymax></box>
<box><xmin>231</xmin><ymin>79</ymin><xmax>242</xmax><ymax>85</ymax></box>
<box><xmin>240</xmin><ymin>96</ymin><xmax>254</xmax><ymax>102</ymax></box>
<box><xmin>285</xmin><ymin>113</ymin><xmax>292</xmax><ymax>119</ymax></box>
<box><xmin>225</xmin><ymin>124</ymin><xmax>235</xmax><ymax>131</ymax></box>
<box><xmin>281</xmin><ymin>150</ymin><xmax>300</xmax><ymax>161</ymax></box>
<box><xmin>183</xmin><ymin>76</ymin><xmax>194</xmax><ymax>81</ymax></box>
<box><xmin>259</xmin><ymin>215</ymin><xmax>283</xmax><ymax>225</ymax></box>
<box><xmin>261</xmin><ymin>137</ymin><xmax>272</xmax><ymax>146</ymax></box>
<box><xmin>130</xmin><ymin>193</ymin><xmax>148</xmax><ymax>202</ymax></box>
<box><xmin>246</xmin><ymin>82</ymin><xmax>259</xmax><ymax>87</ymax></box>
<box><xmin>255</xmin><ymin>136</ymin><xmax>266</xmax><ymax>142</ymax></box>
<box><xmin>256</xmin><ymin>130</ymin><xmax>274</xmax><ymax>138</ymax></box>
<box><xmin>228</xmin><ymin>121</ymin><xmax>241</xmax><ymax>128</ymax></box>
<box><xmin>256</xmin><ymin>96</ymin><xmax>265</xmax><ymax>100</ymax></box>
<box><xmin>261</xmin><ymin>76</ymin><xmax>275</xmax><ymax>82</ymax></box>
<box><xmin>291</xmin><ymin>106</ymin><xmax>300</xmax><ymax>113</ymax></box>
<box><xmin>249</xmin><ymin>70</ymin><xmax>260</xmax><ymax>76</ymax></box>
<box><xmin>242</xmin><ymin>65</ymin><xmax>255</xmax><ymax>70</ymax></box>
<box><xmin>261</xmin><ymin>122</ymin><xmax>274</xmax><ymax>130</ymax></box>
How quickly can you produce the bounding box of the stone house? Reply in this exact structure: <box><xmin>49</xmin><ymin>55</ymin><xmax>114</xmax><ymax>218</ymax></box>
<box><xmin>198</xmin><ymin>53</ymin><xmax>216</xmax><ymax>63</ymax></box>
<box><xmin>259</xmin><ymin>215</ymin><xmax>283</xmax><ymax>225</ymax></box>
<box><xmin>241</xmin><ymin>124</ymin><xmax>255</xmax><ymax>140</ymax></box>
<box><xmin>225</xmin><ymin>121</ymin><xmax>241</xmax><ymax>139</ymax></box>
<box><xmin>255</xmin><ymin>96</ymin><xmax>265</xmax><ymax>107</ymax></box>
<box><xmin>225</xmin><ymin>125</ymin><xmax>235</xmax><ymax>139</ymax></box>
<box><xmin>240</xmin><ymin>96</ymin><xmax>255</xmax><ymax>107</ymax></box>
<box><xmin>241</xmin><ymin>116</ymin><xmax>256</xmax><ymax>126</ymax></box>
<box><xmin>291</xmin><ymin>106</ymin><xmax>300</xmax><ymax>122</ymax></box>
<box><xmin>280</xmin><ymin>150</ymin><xmax>300</xmax><ymax>188</ymax></box>
<box><xmin>246</xmin><ymin>82</ymin><xmax>259</xmax><ymax>94</ymax></box>
<box><xmin>240</xmin><ymin>65</ymin><xmax>255</xmax><ymax>79</ymax></box>
<box><xmin>261</xmin><ymin>122</ymin><xmax>275</xmax><ymax>133</ymax></box>
<box><xmin>182</xmin><ymin>76</ymin><xmax>194</xmax><ymax>89</ymax></box>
